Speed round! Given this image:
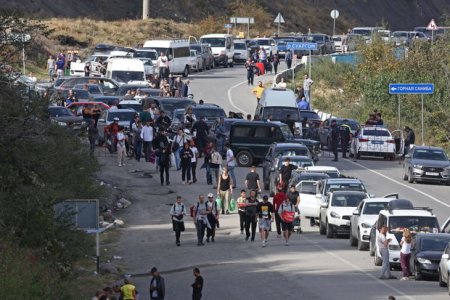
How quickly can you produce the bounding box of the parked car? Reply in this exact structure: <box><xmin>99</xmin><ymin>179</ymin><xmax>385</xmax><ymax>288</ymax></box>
<box><xmin>411</xmin><ymin>234</ymin><xmax>450</xmax><ymax>280</ymax></box>
<box><xmin>319</xmin><ymin>190</ymin><xmax>368</xmax><ymax>238</ymax></box>
<box><xmin>190</xmin><ymin>43</ymin><xmax>215</xmax><ymax>69</ymax></box>
<box><xmin>350</xmin><ymin>126</ymin><xmax>402</xmax><ymax>160</ymax></box>
<box><xmin>438</xmin><ymin>241</ymin><xmax>450</xmax><ymax>289</ymax></box>
<box><xmin>156</xmin><ymin>98</ymin><xmax>196</xmax><ymax>118</ymax></box>
<box><xmin>288</xmin><ymin>171</ymin><xmax>330</xmax><ymax>188</ymax></box>
<box><xmin>97</xmin><ymin>108</ymin><xmax>137</xmax><ymax>143</ymax></box>
<box><xmin>191</xmin><ymin>104</ymin><xmax>227</xmax><ymax>127</ymax></box>
<box><xmin>48</xmin><ymin>105</ymin><xmax>83</xmax><ymax>130</ymax></box>
<box><xmin>73</xmin><ymin>83</ymin><xmax>104</xmax><ymax>95</ymax></box>
<box><xmin>303</xmin><ymin>166</ymin><xmax>341</xmax><ymax>178</ymax></box>
<box><xmin>350</xmin><ymin>194</ymin><xmax>399</xmax><ymax>250</ymax></box>
<box><xmin>58</xmin><ymin>77</ymin><xmax>120</xmax><ymax>95</ymax></box>
<box><xmin>369</xmin><ymin>200</ymin><xmax>440</xmax><ymax>268</ymax></box>
<box><xmin>305</xmin><ymin>34</ymin><xmax>335</xmax><ymax>54</ymax></box>
<box><xmin>118</xmin><ymin>100</ymin><xmax>143</xmax><ymax>112</ymax></box>
<box><xmin>269</xmin><ymin>155</ymin><xmax>315</xmax><ymax>194</ymax></box>
<box><xmin>189</xmin><ymin>49</ymin><xmax>203</xmax><ymax>72</ymax></box>
<box><xmin>66</xmin><ymin>101</ymin><xmax>110</xmax><ymax>117</ymax></box>
<box><xmin>403</xmin><ymin>146</ymin><xmax>450</xmax><ymax>185</ymax></box>
<box><xmin>233</xmin><ymin>40</ymin><xmax>249</xmax><ymax>63</ymax></box>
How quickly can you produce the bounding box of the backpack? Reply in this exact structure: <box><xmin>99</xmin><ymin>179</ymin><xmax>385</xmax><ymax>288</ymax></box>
<box><xmin>173</xmin><ymin>203</ymin><xmax>184</xmax><ymax>220</ymax></box>
<box><xmin>190</xmin><ymin>202</ymin><xmax>207</xmax><ymax>218</ymax></box>
<box><xmin>211</xmin><ymin>151</ymin><xmax>222</xmax><ymax>165</ymax></box>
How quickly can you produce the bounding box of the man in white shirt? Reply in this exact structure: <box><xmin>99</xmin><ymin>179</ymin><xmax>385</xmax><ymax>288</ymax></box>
<box><xmin>303</xmin><ymin>74</ymin><xmax>314</xmax><ymax>102</ymax></box>
<box><xmin>140</xmin><ymin>120</ymin><xmax>154</xmax><ymax>162</ymax></box>
<box><xmin>225</xmin><ymin>143</ymin><xmax>237</xmax><ymax>188</ymax></box>
<box><xmin>157</xmin><ymin>51</ymin><xmax>169</xmax><ymax>80</ymax></box>
<box><xmin>377</xmin><ymin>225</ymin><xmax>396</xmax><ymax>279</ymax></box>
<box><xmin>193</xmin><ymin>194</ymin><xmax>211</xmax><ymax>246</ymax></box>
<box><xmin>116</xmin><ymin>127</ymin><xmax>127</xmax><ymax>167</ymax></box>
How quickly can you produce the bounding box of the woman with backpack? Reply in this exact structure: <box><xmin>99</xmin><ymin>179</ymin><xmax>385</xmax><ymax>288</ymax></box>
<box><xmin>244</xmin><ymin>190</ymin><xmax>259</xmax><ymax>242</ymax></box>
<box><xmin>278</xmin><ymin>197</ymin><xmax>296</xmax><ymax>246</ymax></box>
<box><xmin>170</xmin><ymin>196</ymin><xmax>186</xmax><ymax>246</ymax></box>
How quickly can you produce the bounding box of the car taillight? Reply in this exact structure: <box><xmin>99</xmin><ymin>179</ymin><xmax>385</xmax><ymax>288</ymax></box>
<box><xmin>359</xmin><ymin>138</ymin><xmax>369</xmax><ymax>142</ymax></box>
<box><xmin>387</xmin><ymin>139</ymin><xmax>395</xmax><ymax>143</ymax></box>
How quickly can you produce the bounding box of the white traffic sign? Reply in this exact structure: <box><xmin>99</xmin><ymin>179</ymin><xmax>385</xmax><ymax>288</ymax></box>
<box><xmin>274</xmin><ymin>13</ymin><xmax>285</xmax><ymax>24</ymax></box>
<box><xmin>230</xmin><ymin>17</ymin><xmax>254</xmax><ymax>24</ymax></box>
<box><xmin>330</xmin><ymin>9</ymin><xmax>339</xmax><ymax>19</ymax></box>
<box><xmin>427</xmin><ymin>19</ymin><xmax>437</xmax><ymax>30</ymax></box>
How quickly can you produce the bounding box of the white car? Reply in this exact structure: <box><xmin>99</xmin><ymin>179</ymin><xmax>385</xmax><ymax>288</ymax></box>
<box><xmin>233</xmin><ymin>40</ymin><xmax>248</xmax><ymax>63</ymax></box>
<box><xmin>189</xmin><ymin>49</ymin><xmax>203</xmax><ymax>72</ymax></box>
<box><xmin>319</xmin><ymin>190</ymin><xmax>369</xmax><ymax>238</ymax></box>
<box><xmin>253</xmin><ymin>38</ymin><xmax>278</xmax><ymax>55</ymax></box>
<box><xmin>438</xmin><ymin>230</ymin><xmax>450</xmax><ymax>290</ymax></box>
<box><xmin>304</xmin><ymin>166</ymin><xmax>341</xmax><ymax>178</ymax></box>
<box><xmin>349</xmin><ymin>194</ymin><xmax>399</xmax><ymax>250</ymax></box>
<box><xmin>296</xmin><ymin>180</ymin><xmax>321</xmax><ymax>220</ymax></box>
<box><xmin>350</xmin><ymin>126</ymin><xmax>403</xmax><ymax>160</ymax></box>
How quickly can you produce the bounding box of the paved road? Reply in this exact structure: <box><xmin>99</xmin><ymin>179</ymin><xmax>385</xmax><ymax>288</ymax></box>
<box><xmin>97</xmin><ymin>65</ymin><xmax>450</xmax><ymax>300</ymax></box>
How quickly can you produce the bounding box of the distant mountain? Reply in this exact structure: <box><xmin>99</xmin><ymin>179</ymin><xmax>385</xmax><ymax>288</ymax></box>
<box><xmin>4</xmin><ymin>0</ymin><xmax>450</xmax><ymax>33</ymax></box>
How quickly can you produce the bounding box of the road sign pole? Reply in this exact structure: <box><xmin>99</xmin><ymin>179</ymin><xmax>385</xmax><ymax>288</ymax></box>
<box><xmin>247</xmin><ymin>19</ymin><xmax>250</xmax><ymax>38</ymax></box>
<box><xmin>431</xmin><ymin>30</ymin><xmax>434</xmax><ymax>46</ymax></box>
<box><xmin>333</xmin><ymin>18</ymin><xmax>336</xmax><ymax>36</ymax></box>
<box><xmin>309</xmin><ymin>50</ymin><xmax>312</xmax><ymax>79</ymax></box>
<box><xmin>421</xmin><ymin>94</ymin><xmax>424</xmax><ymax>145</ymax></box>
<box><xmin>278</xmin><ymin>21</ymin><xmax>280</xmax><ymax>36</ymax></box>
<box><xmin>398</xmin><ymin>95</ymin><xmax>401</xmax><ymax>129</ymax></box>
<box><xmin>96</xmin><ymin>230</ymin><xmax>100</xmax><ymax>274</ymax></box>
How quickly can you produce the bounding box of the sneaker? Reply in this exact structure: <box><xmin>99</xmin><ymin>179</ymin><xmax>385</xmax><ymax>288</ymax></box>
<box><xmin>122</xmin><ymin>163</ymin><xmax>126</xmax><ymax>166</ymax></box>
<box><xmin>400</xmin><ymin>277</ymin><xmax>409</xmax><ymax>281</ymax></box>
<box><xmin>379</xmin><ymin>276</ymin><xmax>387</xmax><ymax>280</ymax></box>
<box><xmin>226</xmin><ymin>210</ymin><xmax>230</xmax><ymax>215</ymax></box>
<box><xmin>277</xmin><ymin>234</ymin><xmax>281</xmax><ymax>238</ymax></box>
<box><xmin>240</xmin><ymin>230</ymin><xmax>244</xmax><ymax>235</ymax></box>
<box><xmin>176</xmin><ymin>241</ymin><xmax>180</xmax><ymax>246</ymax></box>
<box><xmin>193</xmin><ymin>179</ymin><xmax>197</xmax><ymax>183</ymax></box>
<box><xmin>245</xmin><ymin>236</ymin><xmax>249</xmax><ymax>241</ymax></box>
<box><xmin>118</xmin><ymin>164</ymin><xmax>122</xmax><ymax>167</ymax></box>
<box><xmin>211</xmin><ymin>237</ymin><xmax>215</xmax><ymax>242</ymax></box>
<box><xmin>250</xmin><ymin>238</ymin><xmax>254</xmax><ymax>242</ymax></box>
<box><xmin>262</xmin><ymin>241</ymin><xmax>266</xmax><ymax>248</ymax></box>
<box><xmin>285</xmin><ymin>241</ymin><xmax>289</xmax><ymax>246</ymax></box>
<box><xmin>206</xmin><ymin>237</ymin><xmax>210</xmax><ymax>243</ymax></box>
<box><xmin>166</xmin><ymin>182</ymin><xmax>170</xmax><ymax>186</ymax></box>
<box><xmin>388</xmin><ymin>276</ymin><xmax>397</xmax><ymax>279</ymax></box>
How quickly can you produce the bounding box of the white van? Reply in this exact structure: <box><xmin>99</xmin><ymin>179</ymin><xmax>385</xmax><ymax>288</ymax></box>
<box><xmin>142</xmin><ymin>39</ymin><xmax>191</xmax><ymax>77</ymax></box>
<box><xmin>70</xmin><ymin>50</ymin><xmax>130</xmax><ymax>77</ymax></box>
<box><xmin>199</xmin><ymin>34</ymin><xmax>234</xmax><ymax>68</ymax></box>
<box><xmin>105</xmin><ymin>58</ymin><xmax>146</xmax><ymax>84</ymax></box>
<box><xmin>133</xmin><ymin>49</ymin><xmax>157</xmax><ymax>76</ymax></box>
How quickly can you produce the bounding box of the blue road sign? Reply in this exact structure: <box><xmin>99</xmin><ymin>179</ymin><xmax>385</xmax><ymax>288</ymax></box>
<box><xmin>224</xmin><ymin>24</ymin><xmax>233</xmax><ymax>29</ymax></box>
<box><xmin>388</xmin><ymin>83</ymin><xmax>434</xmax><ymax>95</ymax></box>
<box><xmin>286</xmin><ymin>42</ymin><xmax>318</xmax><ymax>51</ymax></box>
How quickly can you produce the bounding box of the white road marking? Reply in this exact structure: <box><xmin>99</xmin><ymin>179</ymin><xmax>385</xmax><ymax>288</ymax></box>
<box><xmin>302</xmin><ymin>235</ymin><xmax>415</xmax><ymax>300</ymax></box>
<box><xmin>227</xmin><ymin>80</ymin><xmax>251</xmax><ymax>115</ymax></box>
<box><xmin>347</xmin><ymin>160</ymin><xmax>450</xmax><ymax>208</ymax></box>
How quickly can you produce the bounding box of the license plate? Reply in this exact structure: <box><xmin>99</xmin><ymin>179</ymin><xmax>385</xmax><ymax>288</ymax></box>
<box><xmin>371</xmin><ymin>140</ymin><xmax>384</xmax><ymax>145</ymax></box>
<box><xmin>426</xmin><ymin>172</ymin><xmax>439</xmax><ymax>176</ymax></box>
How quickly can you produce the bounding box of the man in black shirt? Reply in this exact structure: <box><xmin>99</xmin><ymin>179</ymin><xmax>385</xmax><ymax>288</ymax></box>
<box><xmin>257</xmin><ymin>195</ymin><xmax>274</xmax><ymax>247</ymax></box>
<box><xmin>285</xmin><ymin>114</ymin><xmax>296</xmax><ymax>135</ymax></box>
<box><xmin>192</xmin><ymin>267</ymin><xmax>204</xmax><ymax>300</ymax></box>
<box><xmin>330</xmin><ymin>119</ymin><xmax>340</xmax><ymax>161</ymax></box>
<box><xmin>192</xmin><ymin>116</ymin><xmax>209</xmax><ymax>154</ymax></box>
<box><xmin>155</xmin><ymin>110</ymin><xmax>171</xmax><ymax>131</ymax></box>
<box><xmin>245</xmin><ymin>166</ymin><xmax>261</xmax><ymax>193</ymax></box>
<box><xmin>279</xmin><ymin>158</ymin><xmax>296</xmax><ymax>192</ymax></box>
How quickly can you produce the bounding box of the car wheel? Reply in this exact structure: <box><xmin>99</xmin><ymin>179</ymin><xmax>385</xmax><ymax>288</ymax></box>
<box><xmin>229</xmin><ymin>61</ymin><xmax>234</xmax><ymax>68</ymax></box>
<box><xmin>183</xmin><ymin>66</ymin><xmax>189</xmax><ymax>78</ymax></box>
<box><xmin>414</xmin><ymin>265</ymin><xmax>423</xmax><ymax>280</ymax></box>
<box><xmin>236</xmin><ymin>151</ymin><xmax>253</xmax><ymax>167</ymax></box>
<box><xmin>349</xmin><ymin>228</ymin><xmax>357</xmax><ymax>247</ymax></box>
<box><xmin>319</xmin><ymin>216</ymin><xmax>326</xmax><ymax>235</ymax></box>
<box><xmin>326</xmin><ymin>221</ymin><xmax>333</xmax><ymax>238</ymax></box>
<box><xmin>408</xmin><ymin>169</ymin><xmax>415</xmax><ymax>183</ymax></box>
<box><xmin>369</xmin><ymin>239</ymin><xmax>375</xmax><ymax>256</ymax></box>
<box><xmin>439</xmin><ymin>269</ymin><xmax>447</xmax><ymax>287</ymax></box>
<box><xmin>389</xmin><ymin>153</ymin><xmax>395</xmax><ymax>161</ymax></box>
<box><xmin>196</xmin><ymin>63</ymin><xmax>200</xmax><ymax>72</ymax></box>
<box><xmin>374</xmin><ymin>252</ymin><xmax>382</xmax><ymax>266</ymax></box>
<box><xmin>356</xmin><ymin>151</ymin><xmax>361</xmax><ymax>159</ymax></box>
<box><xmin>224</xmin><ymin>58</ymin><xmax>228</xmax><ymax>68</ymax></box>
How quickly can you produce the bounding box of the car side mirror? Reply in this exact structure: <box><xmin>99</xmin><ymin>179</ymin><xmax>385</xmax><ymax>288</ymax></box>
<box><xmin>320</xmin><ymin>202</ymin><xmax>328</xmax><ymax>208</ymax></box>
<box><xmin>353</xmin><ymin>210</ymin><xmax>360</xmax><ymax>216</ymax></box>
<box><xmin>442</xmin><ymin>254</ymin><xmax>449</xmax><ymax>260</ymax></box>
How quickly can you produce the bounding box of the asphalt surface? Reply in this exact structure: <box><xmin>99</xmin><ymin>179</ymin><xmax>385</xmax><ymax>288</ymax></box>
<box><xmin>96</xmin><ymin>64</ymin><xmax>450</xmax><ymax>300</ymax></box>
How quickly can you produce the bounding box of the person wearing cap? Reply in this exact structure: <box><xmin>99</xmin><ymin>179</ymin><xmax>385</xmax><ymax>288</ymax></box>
<box><xmin>117</xmin><ymin>126</ymin><xmax>127</xmax><ymax>167</ymax></box>
<box><xmin>257</xmin><ymin>195</ymin><xmax>274</xmax><ymax>247</ymax></box>
<box><xmin>120</xmin><ymin>278</ymin><xmax>137</xmax><ymax>300</ymax></box>
<box><xmin>170</xmin><ymin>196</ymin><xmax>186</xmax><ymax>246</ymax></box>
<box><xmin>206</xmin><ymin>193</ymin><xmax>219</xmax><ymax>242</ymax></box>
<box><xmin>149</xmin><ymin>267</ymin><xmax>165</xmax><ymax>300</ymax></box>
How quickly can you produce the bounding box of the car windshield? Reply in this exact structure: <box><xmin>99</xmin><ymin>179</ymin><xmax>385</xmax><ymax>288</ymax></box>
<box><xmin>363</xmin><ymin>129</ymin><xmax>391</xmax><ymax>137</ymax></box>
<box><xmin>277</xmin><ymin>149</ymin><xmax>309</xmax><ymax>157</ymax></box>
<box><xmin>73</xmin><ymin>90</ymin><xmax>91</xmax><ymax>99</ymax></box>
<box><xmin>193</xmin><ymin>108</ymin><xmax>226</xmax><ymax>119</ymax></box>
<box><xmin>280</xmin><ymin>125</ymin><xmax>294</xmax><ymax>138</ymax></box>
<box><xmin>363</xmin><ymin>202</ymin><xmax>388</xmax><ymax>215</ymax></box>
<box><xmin>116</xmin><ymin>86</ymin><xmax>148</xmax><ymax>96</ymax></box>
<box><xmin>299</xmin><ymin>181</ymin><xmax>317</xmax><ymax>194</ymax></box>
<box><xmin>420</xmin><ymin>237</ymin><xmax>450</xmax><ymax>252</ymax></box>
<box><xmin>389</xmin><ymin>216</ymin><xmax>439</xmax><ymax>234</ymax></box>
<box><xmin>147</xmin><ymin>48</ymin><xmax>170</xmax><ymax>56</ymax></box>
<box><xmin>331</xmin><ymin>194</ymin><xmax>366</xmax><ymax>207</ymax></box>
<box><xmin>49</xmin><ymin>107</ymin><xmax>72</xmax><ymax>117</ymax></box>
<box><xmin>256</xmin><ymin>40</ymin><xmax>271</xmax><ymax>46</ymax></box>
<box><xmin>118</xmin><ymin>103</ymin><xmax>142</xmax><ymax>112</ymax></box>
<box><xmin>306</xmin><ymin>35</ymin><xmax>325</xmax><ymax>42</ymax></box>
<box><xmin>351</xmin><ymin>29</ymin><xmax>372</xmax><ymax>37</ymax></box>
<box><xmin>300</xmin><ymin>110</ymin><xmax>321</xmax><ymax>120</ymax></box>
<box><xmin>111</xmin><ymin>71</ymin><xmax>144</xmax><ymax>83</ymax></box>
<box><xmin>134</xmin><ymin>51</ymin><xmax>157</xmax><ymax>60</ymax></box>
<box><xmin>263</xmin><ymin>107</ymin><xmax>300</xmax><ymax>121</ymax></box>
<box><xmin>74</xmin><ymin>84</ymin><xmax>102</xmax><ymax>94</ymax></box>
<box><xmin>201</xmin><ymin>38</ymin><xmax>225</xmax><ymax>47</ymax></box>
<box><xmin>278</xmin><ymin>158</ymin><xmax>313</xmax><ymax>169</ymax></box>
<box><xmin>107</xmin><ymin>111</ymin><xmax>136</xmax><ymax>122</ymax></box>
<box><xmin>234</xmin><ymin>43</ymin><xmax>246</xmax><ymax>50</ymax></box>
<box><xmin>335</xmin><ymin>120</ymin><xmax>359</xmax><ymax>130</ymax></box>
<box><xmin>159</xmin><ymin>100</ymin><xmax>195</xmax><ymax>112</ymax></box>
<box><xmin>413</xmin><ymin>149</ymin><xmax>447</xmax><ymax>161</ymax></box>
<box><xmin>325</xmin><ymin>183</ymin><xmax>365</xmax><ymax>193</ymax></box>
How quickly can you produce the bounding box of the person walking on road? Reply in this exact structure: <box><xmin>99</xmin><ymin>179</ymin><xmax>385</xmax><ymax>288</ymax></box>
<box><xmin>339</xmin><ymin>121</ymin><xmax>352</xmax><ymax>159</ymax></box>
<box><xmin>258</xmin><ymin>195</ymin><xmax>274</xmax><ymax>247</ymax></box>
<box><xmin>206</xmin><ymin>193</ymin><xmax>219</xmax><ymax>243</ymax></box>
<box><xmin>192</xmin><ymin>116</ymin><xmax>209</xmax><ymax>154</ymax></box>
<box><xmin>141</xmin><ymin>120</ymin><xmax>154</xmax><ymax>162</ymax></box>
<box><xmin>193</xmin><ymin>195</ymin><xmax>210</xmax><ymax>246</ymax></box>
<box><xmin>378</xmin><ymin>225</ymin><xmax>396</xmax><ymax>279</ymax></box>
<box><xmin>217</xmin><ymin>167</ymin><xmax>233</xmax><ymax>214</ymax></box>
<box><xmin>47</xmin><ymin>55</ymin><xmax>55</xmax><ymax>82</ymax></box>
<box><xmin>272</xmin><ymin>54</ymin><xmax>280</xmax><ymax>74</ymax></box>
<box><xmin>157</xmin><ymin>51</ymin><xmax>169</xmax><ymax>80</ymax></box>
<box><xmin>209</xmin><ymin>145</ymin><xmax>222</xmax><ymax>188</ymax></box>
<box><xmin>303</xmin><ymin>74</ymin><xmax>314</xmax><ymax>102</ymax></box>
<box><xmin>252</xmin><ymin>81</ymin><xmax>265</xmax><ymax>102</ymax></box>
<box><xmin>180</xmin><ymin>142</ymin><xmax>193</xmax><ymax>184</ymax></box>
<box><xmin>154</xmin><ymin>129</ymin><xmax>171</xmax><ymax>185</ymax></box>
<box><xmin>170</xmin><ymin>196</ymin><xmax>186</xmax><ymax>246</ymax></box>
<box><xmin>87</xmin><ymin>122</ymin><xmax>98</xmax><ymax>156</ymax></box>
<box><xmin>117</xmin><ymin>127</ymin><xmax>127</xmax><ymax>167</ymax></box>
<box><xmin>237</xmin><ymin>189</ymin><xmax>247</xmax><ymax>234</ymax></box>
<box><xmin>279</xmin><ymin>157</ymin><xmax>296</xmax><ymax>192</ymax></box>
<box><xmin>149</xmin><ymin>267</ymin><xmax>165</xmax><ymax>300</ymax></box>
<box><xmin>245</xmin><ymin>59</ymin><xmax>255</xmax><ymax>85</ymax></box>
<box><xmin>273</xmin><ymin>187</ymin><xmax>287</xmax><ymax>238</ymax></box>
<box><xmin>278</xmin><ymin>197</ymin><xmax>296</xmax><ymax>246</ymax></box>
<box><xmin>132</xmin><ymin>120</ymin><xmax>143</xmax><ymax>162</ymax></box>
<box><xmin>330</xmin><ymin>119</ymin><xmax>340</xmax><ymax>162</ymax></box>
<box><xmin>191</xmin><ymin>268</ymin><xmax>204</xmax><ymax>300</ymax></box>
<box><xmin>403</xmin><ymin>126</ymin><xmax>415</xmax><ymax>157</ymax></box>
<box><xmin>120</xmin><ymin>278</ymin><xmax>137</xmax><ymax>300</ymax></box>
<box><xmin>400</xmin><ymin>228</ymin><xmax>412</xmax><ymax>280</ymax></box>
<box><xmin>225</xmin><ymin>143</ymin><xmax>237</xmax><ymax>188</ymax></box>
<box><xmin>244</xmin><ymin>190</ymin><xmax>259</xmax><ymax>242</ymax></box>
<box><xmin>173</xmin><ymin>129</ymin><xmax>187</xmax><ymax>170</ymax></box>
<box><xmin>285</xmin><ymin>50</ymin><xmax>293</xmax><ymax>69</ymax></box>
<box><xmin>203</xmin><ymin>142</ymin><xmax>214</xmax><ymax>185</ymax></box>
<box><xmin>245</xmin><ymin>166</ymin><xmax>261</xmax><ymax>194</ymax></box>
<box><xmin>190</xmin><ymin>140</ymin><xmax>199</xmax><ymax>183</ymax></box>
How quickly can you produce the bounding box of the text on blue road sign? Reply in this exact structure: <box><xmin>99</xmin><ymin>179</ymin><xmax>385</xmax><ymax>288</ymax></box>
<box><xmin>388</xmin><ymin>83</ymin><xmax>434</xmax><ymax>95</ymax></box>
<box><xmin>286</xmin><ymin>42</ymin><xmax>318</xmax><ymax>51</ymax></box>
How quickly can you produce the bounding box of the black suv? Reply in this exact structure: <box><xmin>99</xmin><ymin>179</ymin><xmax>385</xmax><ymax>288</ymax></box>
<box><xmin>229</xmin><ymin>121</ymin><xmax>320</xmax><ymax>167</ymax></box>
<box><xmin>262</xmin><ymin>143</ymin><xmax>312</xmax><ymax>190</ymax></box>
<box><xmin>403</xmin><ymin>146</ymin><xmax>450</xmax><ymax>185</ymax></box>
<box><xmin>191</xmin><ymin>104</ymin><xmax>226</xmax><ymax>127</ymax></box>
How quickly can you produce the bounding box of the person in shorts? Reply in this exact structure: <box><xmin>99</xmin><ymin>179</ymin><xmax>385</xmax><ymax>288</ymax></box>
<box><xmin>257</xmin><ymin>195</ymin><xmax>274</xmax><ymax>247</ymax></box>
<box><xmin>278</xmin><ymin>197</ymin><xmax>295</xmax><ymax>246</ymax></box>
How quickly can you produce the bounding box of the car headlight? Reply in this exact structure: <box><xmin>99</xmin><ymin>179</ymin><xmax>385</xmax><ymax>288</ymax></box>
<box><xmin>330</xmin><ymin>211</ymin><xmax>340</xmax><ymax>218</ymax></box>
<box><xmin>58</xmin><ymin>121</ymin><xmax>67</xmax><ymax>126</ymax></box>
<box><xmin>388</xmin><ymin>245</ymin><xmax>400</xmax><ymax>251</ymax></box>
<box><xmin>361</xmin><ymin>223</ymin><xmax>372</xmax><ymax>228</ymax></box>
<box><xmin>417</xmin><ymin>257</ymin><xmax>431</xmax><ymax>264</ymax></box>
<box><xmin>413</xmin><ymin>164</ymin><xmax>423</xmax><ymax>169</ymax></box>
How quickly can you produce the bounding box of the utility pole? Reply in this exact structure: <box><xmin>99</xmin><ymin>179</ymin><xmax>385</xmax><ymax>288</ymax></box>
<box><xmin>142</xmin><ymin>0</ymin><xmax>150</xmax><ymax>20</ymax></box>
